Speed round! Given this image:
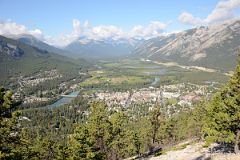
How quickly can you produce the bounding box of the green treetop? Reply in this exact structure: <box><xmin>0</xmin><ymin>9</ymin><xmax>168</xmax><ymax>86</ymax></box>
<box><xmin>204</xmin><ymin>56</ymin><xmax>240</xmax><ymax>153</ymax></box>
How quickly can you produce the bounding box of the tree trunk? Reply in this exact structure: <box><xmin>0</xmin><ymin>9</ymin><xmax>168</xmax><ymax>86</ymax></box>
<box><xmin>234</xmin><ymin>129</ymin><xmax>240</xmax><ymax>154</ymax></box>
<box><xmin>152</xmin><ymin>129</ymin><xmax>156</xmax><ymax>144</ymax></box>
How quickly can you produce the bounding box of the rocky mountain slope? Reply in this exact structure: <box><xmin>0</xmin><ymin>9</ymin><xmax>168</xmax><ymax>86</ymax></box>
<box><xmin>133</xmin><ymin>20</ymin><xmax>240</xmax><ymax>71</ymax></box>
<box><xmin>16</xmin><ymin>34</ymin><xmax>76</xmax><ymax>58</ymax></box>
<box><xmin>0</xmin><ymin>39</ymin><xmax>24</xmax><ymax>58</ymax></box>
<box><xmin>0</xmin><ymin>35</ymin><xmax>88</xmax><ymax>85</ymax></box>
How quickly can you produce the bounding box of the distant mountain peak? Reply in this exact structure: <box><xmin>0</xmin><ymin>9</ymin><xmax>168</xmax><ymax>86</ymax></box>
<box><xmin>65</xmin><ymin>36</ymin><xmax>143</xmax><ymax>59</ymax></box>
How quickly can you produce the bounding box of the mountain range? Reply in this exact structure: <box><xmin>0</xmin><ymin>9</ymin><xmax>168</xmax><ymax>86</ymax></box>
<box><xmin>12</xmin><ymin>35</ymin><xmax>140</xmax><ymax>59</ymax></box>
<box><xmin>133</xmin><ymin>20</ymin><xmax>240</xmax><ymax>71</ymax></box>
<box><xmin>64</xmin><ymin>38</ymin><xmax>138</xmax><ymax>59</ymax></box>
<box><xmin>1</xmin><ymin>20</ymin><xmax>240</xmax><ymax>73</ymax></box>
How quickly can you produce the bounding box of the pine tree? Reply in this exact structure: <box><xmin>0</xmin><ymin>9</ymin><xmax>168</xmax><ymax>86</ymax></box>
<box><xmin>108</xmin><ymin>111</ymin><xmax>129</xmax><ymax>159</ymax></box>
<box><xmin>204</xmin><ymin>55</ymin><xmax>240</xmax><ymax>153</ymax></box>
<box><xmin>148</xmin><ymin>106</ymin><xmax>163</xmax><ymax>145</ymax></box>
<box><xmin>71</xmin><ymin>124</ymin><xmax>104</xmax><ymax>160</ymax></box>
<box><xmin>87</xmin><ymin>101</ymin><xmax>111</xmax><ymax>158</ymax></box>
<box><xmin>0</xmin><ymin>87</ymin><xmax>22</xmax><ymax>159</ymax></box>
<box><xmin>71</xmin><ymin>101</ymin><xmax>110</xmax><ymax>160</ymax></box>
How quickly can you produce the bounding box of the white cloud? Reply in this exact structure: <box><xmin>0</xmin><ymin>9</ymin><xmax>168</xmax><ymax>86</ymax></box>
<box><xmin>47</xmin><ymin>19</ymin><xmax>91</xmax><ymax>46</ymax></box>
<box><xmin>0</xmin><ymin>21</ymin><xmax>44</xmax><ymax>39</ymax></box>
<box><xmin>206</xmin><ymin>0</ymin><xmax>240</xmax><ymax>23</ymax></box>
<box><xmin>148</xmin><ymin>21</ymin><xmax>168</xmax><ymax>31</ymax></box>
<box><xmin>178</xmin><ymin>12</ymin><xmax>204</xmax><ymax>25</ymax></box>
<box><xmin>47</xmin><ymin>19</ymin><xmax>168</xmax><ymax>46</ymax></box>
<box><xmin>130</xmin><ymin>21</ymin><xmax>168</xmax><ymax>39</ymax></box>
<box><xmin>0</xmin><ymin>19</ymin><xmax>169</xmax><ymax>47</ymax></box>
<box><xmin>29</xmin><ymin>29</ymin><xmax>43</xmax><ymax>39</ymax></box>
<box><xmin>179</xmin><ymin>0</ymin><xmax>240</xmax><ymax>25</ymax></box>
<box><xmin>90</xmin><ymin>25</ymin><xmax>125</xmax><ymax>40</ymax></box>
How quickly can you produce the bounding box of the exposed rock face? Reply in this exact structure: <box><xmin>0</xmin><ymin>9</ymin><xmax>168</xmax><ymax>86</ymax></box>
<box><xmin>0</xmin><ymin>39</ymin><xmax>24</xmax><ymax>58</ymax></box>
<box><xmin>133</xmin><ymin>20</ymin><xmax>240</xmax><ymax>71</ymax></box>
<box><xmin>16</xmin><ymin>34</ymin><xmax>75</xmax><ymax>57</ymax></box>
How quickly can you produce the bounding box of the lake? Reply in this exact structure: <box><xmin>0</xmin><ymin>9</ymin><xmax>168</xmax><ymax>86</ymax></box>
<box><xmin>45</xmin><ymin>91</ymin><xmax>80</xmax><ymax>109</ymax></box>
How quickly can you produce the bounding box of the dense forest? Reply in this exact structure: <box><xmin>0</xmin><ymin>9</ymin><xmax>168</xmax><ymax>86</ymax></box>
<box><xmin>0</xmin><ymin>57</ymin><xmax>240</xmax><ymax>160</ymax></box>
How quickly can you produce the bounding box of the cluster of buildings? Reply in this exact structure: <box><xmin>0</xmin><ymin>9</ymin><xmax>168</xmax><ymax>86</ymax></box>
<box><xmin>23</xmin><ymin>95</ymin><xmax>50</xmax><ymax>104</ymax></box>
<box><xmin>14</xmin><ymin>69</ymin><xmax>80</xmax><ymax>104</ymax></box>
<box><xmin>18</xmin><ymin>69</ymin><xmax>62</xmax><ymax>87</ymax></box>
<box><xmin>93</xmin><ymin>82</ymin><xmax>216</xmax><ymax>108</ymax></box>
<box><xmin>95</xmin><ymin>91</ymin><xmax>130</xmax><ymax>106</ymax></box>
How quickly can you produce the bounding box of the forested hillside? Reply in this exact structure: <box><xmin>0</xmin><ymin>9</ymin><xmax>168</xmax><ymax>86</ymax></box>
<box><xmin>1</xmin><ymin>55</ymin><xmax>239</xmax><ymax>159</ymax></box>
<box><xmin>0</xmin><ymin>35</ymin><xmax>89</xmax><ymax>86</ymax></box>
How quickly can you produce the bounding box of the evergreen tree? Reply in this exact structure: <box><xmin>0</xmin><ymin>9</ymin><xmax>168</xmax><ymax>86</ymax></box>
<box><xmin>148</xmin><ymin>106</ymin><xmax>163</xmax><ymax>145</ymax></box>
<box><xmin>108</xmin><ymin>111</ymin><xmax>129</xmax><ymax>159</ymax></box>
<box><xmin>35</xmin><ymin>138</ymin><xmax>59</xmax><ymax>160</ymax></box>
<box><xmin>71</xmin><ymin>101</ymin><xmax>110</xmax><ymax>160</ymax></box>
<box><xmin>204</xmin><ymin>56</ymin><xmax>240</xmax><ymax>153</ymax></box>
<box><xmin>87</xmin><ymin>101</ymin><xmax>111</xmax><ymax>158</ymax></box>
<box><xmin>71</xmin><ymin>124</ymin><xmax>104</xmax><ymax>160</ymax></box>
<box><xmin>0</xmin><ymin>87</ymin><xmax>22</xmax><ymax>159</ymax></box>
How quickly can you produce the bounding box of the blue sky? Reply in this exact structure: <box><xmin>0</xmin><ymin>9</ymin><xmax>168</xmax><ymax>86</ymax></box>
<box><xmin>0</xmin><ymin>0</ymin><xmax>240</xmax><ymax>46</ymax></box>
<box><xmin>0</xmin><ymin>0</ymin><xmax>218</xmax><ymax>35</ymax></box>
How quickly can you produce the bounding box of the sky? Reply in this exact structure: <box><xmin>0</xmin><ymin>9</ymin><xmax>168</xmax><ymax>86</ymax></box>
<box><xmin>0</xmin><ymin>0</ymin><xmax>240</xmax><ymax>46</ymax></box>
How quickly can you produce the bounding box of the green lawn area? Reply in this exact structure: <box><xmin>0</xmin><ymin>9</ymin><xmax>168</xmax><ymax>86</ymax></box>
<box><xmin>80</xmin><ymin>75</ymin><xmax>149</xmax><ymax>87</ymax></box>
<box><xmin>79</xmin><ymin>59</ymin><xmax>229</xmax><ymax>91</ymax></box>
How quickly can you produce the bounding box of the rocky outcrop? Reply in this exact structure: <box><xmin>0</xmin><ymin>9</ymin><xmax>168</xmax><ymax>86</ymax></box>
<box><xmin>150</xmin><ymin>141</ymin><xmax>240</xmax><ymax>160</ymax></box>
<box><xmin>0</xmin><ymin>39</ymin><xmax>24</xmax><ymax>58</ymax></box>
